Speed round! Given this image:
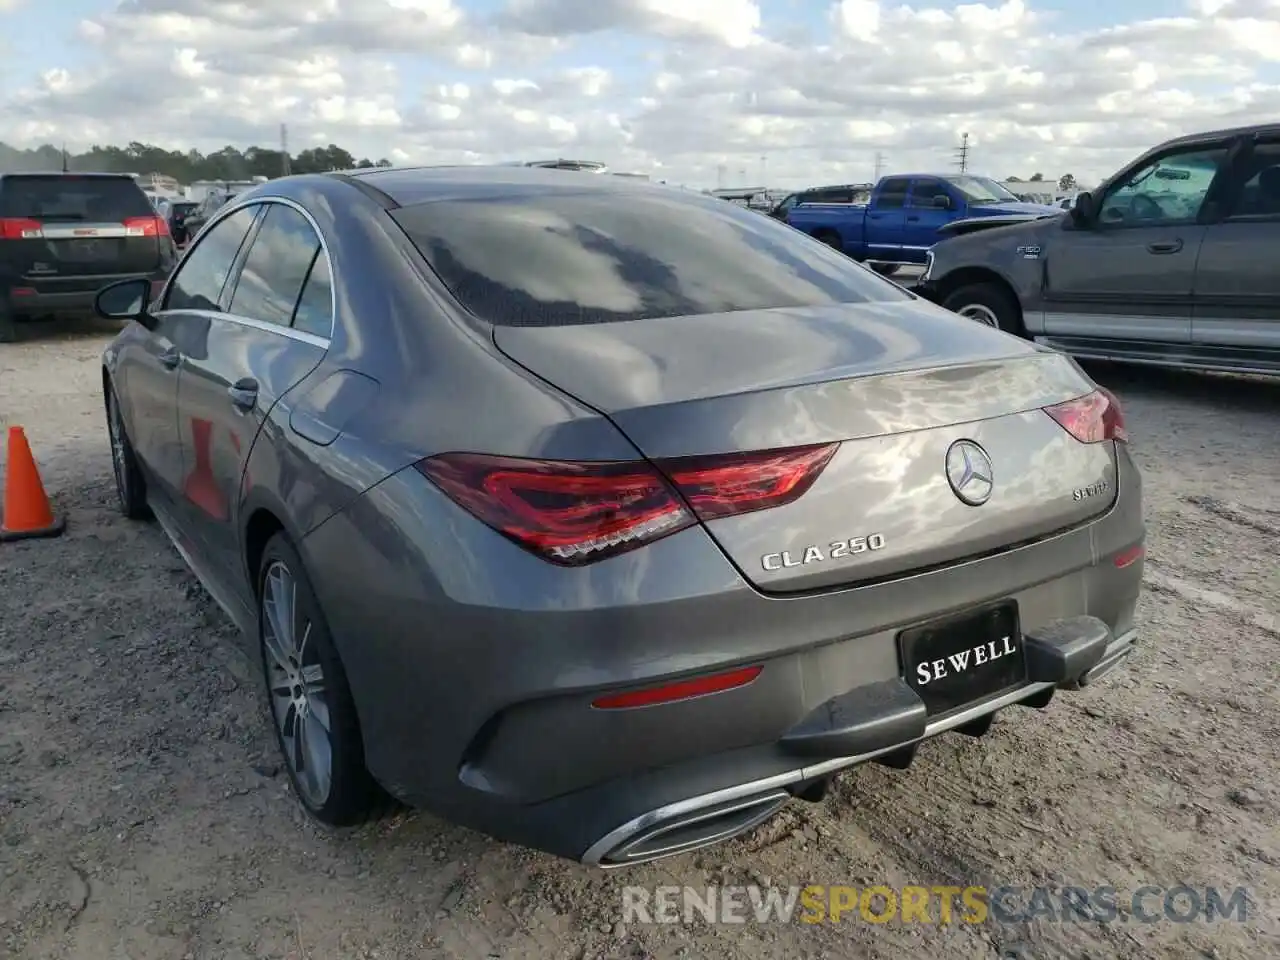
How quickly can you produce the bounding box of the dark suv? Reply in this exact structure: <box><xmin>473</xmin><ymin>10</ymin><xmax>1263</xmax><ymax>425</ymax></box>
<box><xmin>0</xmin><ymin>172</ymin><xmax>177</xmax><ymax>341</ymax></box>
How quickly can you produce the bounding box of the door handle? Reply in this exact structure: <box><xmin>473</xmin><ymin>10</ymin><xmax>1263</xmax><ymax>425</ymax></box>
<box><xmin>1147</xmin><ymin>240</ymin><xmax>1183</xmax><ymax>254</ymax></box>
<box><xmin>227</xmin><ymin>378</ymin><xmax>259</xmax><ymax>413</ymax></box>
<box><xmin>159</xmin><ymin>347</ymin><xmax>181</xmax><ymax>370</ymax></box>
<box><xmin>906</xmin><ymin>215</ymin><xmax>920</xmax><ymax>222</ymax></box>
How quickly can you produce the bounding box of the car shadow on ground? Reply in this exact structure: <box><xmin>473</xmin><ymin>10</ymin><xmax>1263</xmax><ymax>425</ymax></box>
<box><xmin>1080</xmin><ymin>359</ymin><xmax>1280</xmax><ymax>414</ymax></box>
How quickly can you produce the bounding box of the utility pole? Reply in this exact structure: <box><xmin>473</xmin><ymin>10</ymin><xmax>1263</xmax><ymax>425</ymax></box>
<box><xmin>716</xmin><ymin>164</ymin><xmax>726</xmax><ymax>190</ymax></box>
<box><xmin>280</xmin><ymin>123</ymin><xmax>291</xmax><ymax>177</ymax></box>
<box><xmin>953</xmin><ymin>132</ymin><xmax>971</xmax><ymax>173</ymax></box>
<box><xmin>61</xmin><ymin>143</ymin><xmax>69</xmax><ymax>173</ymax></box>
<box><xmin>873</xmin><ymin>151</ymin><xmax>885</xmax><ymax>180</ymax></box>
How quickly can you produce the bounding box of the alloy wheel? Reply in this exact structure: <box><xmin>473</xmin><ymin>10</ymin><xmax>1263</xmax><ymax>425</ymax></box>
<box><xmin>958</xmin><ymin>304</ymin><xmax>1000</xmax><ymax>327</ymax></box>
<box><xmin>107</xmin><ymin>394</ymin><xmax>129</xmax><ymax>507</ymax></box>
<box><xmin>262</xmin><ymin>560</ymin><xmax>333</xmax><ymax>807</ymax></box>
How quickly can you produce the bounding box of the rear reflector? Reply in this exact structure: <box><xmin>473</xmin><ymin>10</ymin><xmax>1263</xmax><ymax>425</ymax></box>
<box><xmin>1044</xmin><ymin>387</ymin><xmax>1127</xmax><ymax>443</ymax></box>
<box><xmin>591</xmin><ymin>665</ymin><xmax>763</xmax><ymax>709</ymax></box>
<box><xmin>124</xmin><ymin>216</ymin><xmax>170</xmax><ymax>238</ymax></box>
<box><xmin>1113</xmin><ymin>545</ymin><xmax>1143</xmax><ymax>568</ymax></box>
<box><xmin>0</xmin><ymin>218</ymin><xmax>43</xmax><ymax>240</ymax></box>
<box><xmin>10</xmin><ymin>287</ymin><xmax>35</xmax><ymax>297</ymax></box>
<box><xmin>415</xmin><ymin>442</ymin><xmax>838</xmax><ymax>566</ymax></box>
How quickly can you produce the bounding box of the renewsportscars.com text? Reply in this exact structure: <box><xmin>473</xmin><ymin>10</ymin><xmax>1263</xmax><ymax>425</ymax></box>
<box><xmin>621</xmin><ymin>884</ymin><xmax>1251</xmax><ymax>926</ymax></box>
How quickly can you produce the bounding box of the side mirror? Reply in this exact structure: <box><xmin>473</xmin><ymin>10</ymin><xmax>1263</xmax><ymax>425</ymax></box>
<box><xmin>933</xmin><ymin>194</ymin><xmax>952</xmax><ymax>210</ymax></box>
<box><xmin>1070</xmin><ymin>191</ymin><xmax>1095</xmax><ymax>226</ymax></box>
<box><xmin>95</xmin><ymin>277</ymin><xmax>156</xmax><ymax>329</ymax></box>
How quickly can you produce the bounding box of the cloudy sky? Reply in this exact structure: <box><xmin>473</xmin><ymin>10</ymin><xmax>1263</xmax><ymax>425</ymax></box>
<box><xmin>0</xmin><ymin>0</ymin><xmax>1278</xmax><ymax>188</ymax></box>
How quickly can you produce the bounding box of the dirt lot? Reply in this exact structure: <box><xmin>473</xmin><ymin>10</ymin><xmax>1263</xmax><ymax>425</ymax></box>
<box><xmin>1</xmin><ymin>330</ymin><xmax>1277</xmax><ymax>960</ymax></box>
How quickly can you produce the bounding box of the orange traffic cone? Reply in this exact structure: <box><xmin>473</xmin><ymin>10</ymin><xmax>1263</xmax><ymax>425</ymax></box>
<box><xmin>1</xmin><ymin>426</ymin><xmax>66</xmax><ymax>542</ymax></box>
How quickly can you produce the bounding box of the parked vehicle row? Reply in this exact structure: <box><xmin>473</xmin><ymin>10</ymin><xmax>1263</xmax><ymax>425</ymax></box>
<box><xmin>780</xmin><ymin>173</ymin><xmax>1061</xmax><ymax>276</ymax></box>
<box><xmin>912</xmin><ymin>122</ymin><xmax>1280</xmax><ymax>376</ymax></box>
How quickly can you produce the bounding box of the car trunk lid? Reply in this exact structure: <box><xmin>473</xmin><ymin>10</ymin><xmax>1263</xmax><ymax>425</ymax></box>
<box><xmin>493</xmin><ymin>300</ymin><xmax>1119</xmax><ymax>592</ymax></box>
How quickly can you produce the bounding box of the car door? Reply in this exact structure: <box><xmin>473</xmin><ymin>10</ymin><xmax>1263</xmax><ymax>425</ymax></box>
<box><xmin>904</xmin><ymin>177</ymin><xmax>955</xmax><ymax>257</ymax></box>
<box><xmin>864</xmin><ymin>176</ymin><xmax>910</xmax><ymax>261</ymax></box>
<box><xmin>1039</xmin><ymin>141</ymin><xmax>1232</xmax><ymax>342</ymax></box>
<box><xmin>1190</xmin><ymin>138</ymin><xmax>1280</xmax><ymax>350</ymax></box>
<box><xmin>175</xmin><ymin>199</ymin><xmax>332</xmax><ymax>603</ymax></box>
<box><xmin>119</xmin><ymin>204</ymin><xmax>260</xmax><ymax>505</ymax></box>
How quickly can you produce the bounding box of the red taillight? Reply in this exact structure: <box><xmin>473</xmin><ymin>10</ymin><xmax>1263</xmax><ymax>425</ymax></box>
<box><xmin>591</xmin><ymin>665</ymin><xmax>763</xmax><ymax>709</ymax></box>
<box><xmin>1044</xmin><ymin>388</ymin><xmax>1127</xmax><ymax>443</ymax></box>
<box><xmin>0</xmin><ymin>218</ymin><xmax>43</xmax><ymax>240</ymax></box>
<box><xmin>414</xmin><ymin>442</ymin><xmax>838</xmax><ymax>566</ymax></box>
<box><xmin>659</xmin><ymin>442</ymin><xmax>839</xmax><ymax>520</ymax></box>
<box><xmin>124</xmin><ymin>216</ymin><xmax>169</xmax><ymax>238</ymax></box>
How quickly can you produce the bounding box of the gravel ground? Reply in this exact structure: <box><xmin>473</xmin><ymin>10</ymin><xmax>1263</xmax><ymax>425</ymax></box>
<box><xmin>1</xmin><ymin>329</ymin><xmax>1277</xmax><ymax>960</ymax></box>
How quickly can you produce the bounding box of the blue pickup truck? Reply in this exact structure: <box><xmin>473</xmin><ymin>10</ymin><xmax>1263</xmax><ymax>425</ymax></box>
<box><xmin>786</xmin><ymin>173</ymin><xmax>1061</xmax><ymax>273</ymax></box>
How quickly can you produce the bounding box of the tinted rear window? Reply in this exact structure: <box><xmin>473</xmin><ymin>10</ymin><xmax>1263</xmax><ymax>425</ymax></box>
<box><xmin>0</xmin><ymin>176</ymin><xmax>153</xmax><ymax>222</ymax></box>
<box><xmin>391</xmin><ymin>189</ymin><xmax>909</xmax><ymax>327</ymax></box>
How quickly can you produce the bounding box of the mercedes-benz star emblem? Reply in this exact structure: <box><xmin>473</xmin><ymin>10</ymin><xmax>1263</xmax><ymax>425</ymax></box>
<box><xmin>945</xmin><ymin>439</ymin><xmax>994</xmax><ymax>506</ymax></box>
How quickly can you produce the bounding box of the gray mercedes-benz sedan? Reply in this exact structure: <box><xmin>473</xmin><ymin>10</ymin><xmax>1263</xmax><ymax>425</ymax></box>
<box><xmin>94</xmin><ymin>166</ymin><xmax>1145</xmax><ymax>867</ymax></box>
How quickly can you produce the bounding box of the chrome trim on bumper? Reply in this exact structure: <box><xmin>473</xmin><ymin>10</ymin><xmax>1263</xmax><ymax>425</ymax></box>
<box><xmin>582</xmin><ymin>628</ymin><xmax>1138</xmax><ymax>867</ymax></box>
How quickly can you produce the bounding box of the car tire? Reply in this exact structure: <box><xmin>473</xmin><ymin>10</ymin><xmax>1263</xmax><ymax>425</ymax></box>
<box><xmin>942</xmin><ymin>282</ymin><xmax>1025</xmax><ymax>336</ymax></box>
<box><xmin>257</xmin><ymin>532</ymin><xmax>393</xmax><ymax>827</ymax></box>
<box><xmin>0</xmin><ymin>311</ymin><xmax>16</xmax><ymax>344</ymax></box>
<box><xmin>106</xmin><ymin>384</ymin><xmax>153</xmax><ymax>521</ymax></box>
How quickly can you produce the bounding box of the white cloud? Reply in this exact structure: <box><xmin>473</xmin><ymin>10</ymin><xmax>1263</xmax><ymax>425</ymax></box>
<box><xmin>1</xmin><ymin>0</ymin><xmax>1280</xmax><ymax>187</ymax></box>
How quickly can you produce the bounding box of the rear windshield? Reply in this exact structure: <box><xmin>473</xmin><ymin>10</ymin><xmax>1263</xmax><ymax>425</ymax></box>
<box><xmin>391</xmin><ymin>189</ymin><xmax>909</xmax><ymax>326</ymax></box>
<box><xmin>0</xmin><ymin>175</ymin><xmax>153</xmax><ymax>222</ymax></box>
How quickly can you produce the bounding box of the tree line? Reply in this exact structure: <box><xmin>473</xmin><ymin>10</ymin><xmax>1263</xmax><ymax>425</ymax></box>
<box><xmin>0</xmin><ymin>141</ymin><xmax>391</xmax><ymax>182</ymax></box>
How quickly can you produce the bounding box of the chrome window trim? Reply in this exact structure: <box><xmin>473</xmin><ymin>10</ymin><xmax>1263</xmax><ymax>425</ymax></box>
<box><xmin>160</xmin><ymin>194</ymin><xmax>336</xmax><ymax>343</ymax></box>
<box><xmin>177</xmin><ymin>309</ymin><xmax>331</xmax><ymax>349</ymax></box>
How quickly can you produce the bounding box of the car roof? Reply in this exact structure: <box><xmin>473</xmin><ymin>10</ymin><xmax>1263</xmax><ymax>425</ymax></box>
<box><xmin>1159</xmin><ymin>122</ymin><xmax>1280</xmax><ymax>149</ymax></box>
<box><xmin>334</xmin><ymin>164</ymin><xmax>666</xmax><ymax>207</ymax></box>
<box><xmin>0</xmin><ymin>171</ymin><xmax>139</xmax><ymax>181</ymax></box>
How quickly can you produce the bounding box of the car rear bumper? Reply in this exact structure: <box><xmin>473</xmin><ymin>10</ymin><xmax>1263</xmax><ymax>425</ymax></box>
<box><xmin>7</xmin><ymin>269</ymin><xmax>170</xmax><ymax>319</ymax></box>
<box><xmin>585</xmin><ymin>622</ymin><xmax>1136</xmax><ymax>866</ymax></box>
<box><xmin>301</xmin><ymin>444</ymin><xmax>1144</xmax><ymax>864</ymax></box>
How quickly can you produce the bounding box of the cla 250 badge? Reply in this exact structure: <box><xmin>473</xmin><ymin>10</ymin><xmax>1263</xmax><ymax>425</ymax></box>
<box><xmin>761</xmin><ymin>534</ymin><xmax>887</xmax><ymax>571</ymax></box>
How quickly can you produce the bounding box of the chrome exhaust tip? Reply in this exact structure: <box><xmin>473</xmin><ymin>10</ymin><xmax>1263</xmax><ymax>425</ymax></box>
<box><xmin>587</xmin><ymin>790</ymin><xmax>790</xmax><ymax>868</ymax></box>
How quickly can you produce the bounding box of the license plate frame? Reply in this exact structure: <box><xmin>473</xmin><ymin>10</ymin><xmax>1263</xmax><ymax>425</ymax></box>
<box><xmin>897</xmin><ymin>600</ymin><xmax>1026</xmax><ymax>716</ymax></box>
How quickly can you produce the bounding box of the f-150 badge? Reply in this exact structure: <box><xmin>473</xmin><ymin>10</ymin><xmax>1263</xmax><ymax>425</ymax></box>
<box><xmin>1016</xmin><ymin>245</ymin><xmax>1041</xmax><ymax>260</ymax></box>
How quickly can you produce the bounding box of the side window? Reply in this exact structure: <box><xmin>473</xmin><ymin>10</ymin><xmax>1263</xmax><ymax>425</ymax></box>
<box><xmin>163</xmin><ymin>206</ymin><xmax>258</xmax><ymax>312</ymax></box>
<box><xmin>876</xmin><ymin>178</ymin><xmax>910</xmax><ymax>209</ymax></box>
<box><xmin>227</xmin><ymin>204</ymin><xmax>322</xmax><ymax>327</ymax></box>
<box><xmin>291</xmin><ymin>252</ymin><xmax>333</xmax><ymax>338</ymax></box>
<box><xmin>1225</xmin><ymin>144</ymin><xmax>1280</xmax><ymax>219</ymax></box>
<box><xmin>1098</xmin><ymin>146</ymin><xmax>1228</xmax><ymax>227</ymax></box>
<box><xmin>908</xmin><ymin>179</ymin><xmax>948</xmax><ymax>208</ymax></box>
